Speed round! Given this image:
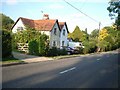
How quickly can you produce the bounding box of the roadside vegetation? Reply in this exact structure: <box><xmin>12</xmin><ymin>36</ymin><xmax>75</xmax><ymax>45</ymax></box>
<box><xmin>1</xmin><ymin>0</ymin><xmax>120</xmax><ymax>62</ymax></box>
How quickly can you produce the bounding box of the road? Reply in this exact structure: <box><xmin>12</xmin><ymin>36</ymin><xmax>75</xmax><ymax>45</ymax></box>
<box><xmin>2</xmin><ymin>50</ymin><xmax>119</xmax><ymax>88</ymax></box>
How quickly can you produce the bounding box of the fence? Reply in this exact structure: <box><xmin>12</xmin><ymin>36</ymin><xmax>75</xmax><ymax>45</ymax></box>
<box><xmin>17</xmin><ymin>43</ymin><xmax>29</xmax><ymax>53</ymax></box>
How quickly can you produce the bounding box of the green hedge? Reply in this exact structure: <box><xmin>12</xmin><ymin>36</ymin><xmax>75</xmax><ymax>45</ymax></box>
<box><xmin>28</xmin><ymin>40</ymin><xmax>39</xmax><ymax>55</ymax></box>
<box><xmin>2</xmin><ymin>30</ymin><xmax>12</xmax><ymax>58</ymax></box>
<box><xmin>46</xmin><ymin>47</ymin><xmax>67</xmax><ymax>57</ymax></box>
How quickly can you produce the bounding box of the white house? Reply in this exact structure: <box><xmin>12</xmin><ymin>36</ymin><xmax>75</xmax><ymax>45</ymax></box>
<box><xmin>12</xmin><ymin>14</ymin><xmax>69</xmax><ymax>49</ymax></box>
<box><xmin>59</xmin><ymin>22</ymin><xmax>69</xmax><ymax>49</ymax></box>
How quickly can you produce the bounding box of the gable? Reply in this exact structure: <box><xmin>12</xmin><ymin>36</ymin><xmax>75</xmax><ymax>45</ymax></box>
<box><xmin>12</xmin><ymin>18</ymin><xmax>25</xmax><ymax>33</ymax></box>
<box><xmin>59</xmin><ymin>22</ymin><xmax>69</xmax><ymax>33</ymax></box>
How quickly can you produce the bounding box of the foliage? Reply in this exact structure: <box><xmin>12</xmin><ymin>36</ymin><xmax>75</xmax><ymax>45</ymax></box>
<box><xmin>68</xmin><ymin>26</ymin><xmax>89</xmax><ymax>42</ymax></box>
<box><xmin>98</xmin><ymin>28</ymin><xmax>109</xmax><ymax>41</ymax></box>
<box><xmin>28</xmin><ymin>40</ymin><xmax>39</xmax><ymax>55</ymax></box>
<box><xmin>82</xmin><ymin>40</ymin><xmax>97</xmax><ymax>54</ymax></box>
<box><xmin>39</xmin><ymin>34</ymin><xmax>49</xmax><ymax>56</ymax></box>
<box><xmin>58</xmin><ymin>48</ymin><xmax>67</xmax><ymax>55</ymax></box>
<box><xmin>47</xmin><ymin>47</ymin><xmax>58</xmax><ymax>56</ymax></box>
<box><xmin>46</xmin><ymin>47</ymin><xmax>67</xmax><ymax>57</ymax></box>
<box><xmin>107</xmin><ymin>0</ymin><xmax>120</xmax><ymax>29</ymax></box>
<box><xmin>90</xmin><ymin>29</ymin><xmax>99</xmax><ymax>38</ymax></box>
<box><xmin>2</xmin><ymin>30</ymin><xmax>12</xmax><ymax>58</ymax></box>
<box><xmin>0</xmin><ymin>13</ymin><xmax>14</xmax><ymax>30</ymax></box>
<box><xmin>97</xmin><ymin>26</ymin><xmax>120</xmax><ymax>52</ymax></box>
<box><xmin>12</xmin><ymin>29</ymin><xmax>49</xmax><ymax>56</ymax></box>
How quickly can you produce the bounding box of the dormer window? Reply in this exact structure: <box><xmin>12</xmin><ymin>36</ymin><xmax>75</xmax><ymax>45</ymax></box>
<box><xmin>63</xmin><ymin>29</ymin><xmax>65</xmax><ymax>36</ymax></box>
<box><xmin>17</xmin><ymin>26</ymin><xmax>23</xmax><ymax>31</ymax></box>
<box><xmin>54</xmin><ymin>28</ymin><xmax>57</xmax><ymax>35</ymax></box>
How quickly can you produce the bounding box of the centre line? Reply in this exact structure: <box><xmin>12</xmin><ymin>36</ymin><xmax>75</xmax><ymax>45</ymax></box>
<box><xmin>59</xmin><ymin>67</ymin><xmax>76</xmax><ymax>74</ymax></box>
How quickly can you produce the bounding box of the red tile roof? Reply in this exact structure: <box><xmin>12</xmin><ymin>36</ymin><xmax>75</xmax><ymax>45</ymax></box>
<box><xmin>59</xmin><ymin>22</ymin><xmax>65</xmax><ymax>30</ymax></box>
<box><xmin>12</xmin><ymin>17</ymin><xmax>57</xmax><ymax>31</ymax></box>
<box><xmin>12</xmin><ymin>17</ymin><xmax>69</xmax><ymax>33</ymax></box>
<box><xmin>59</xmin><ymin>22</ymin><xmax>69</xmax><ymax>33</ymax></box>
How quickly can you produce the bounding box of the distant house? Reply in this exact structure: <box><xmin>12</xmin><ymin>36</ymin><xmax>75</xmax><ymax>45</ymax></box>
<box><xmin>12</xmin><ymin>14</ymin><xmax>69</xmax><ymax>49</ymax></box>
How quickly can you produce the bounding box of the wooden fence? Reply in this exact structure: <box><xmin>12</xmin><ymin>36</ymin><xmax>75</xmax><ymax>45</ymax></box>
<box><xmin>17</xmin><ymin>43</ymin><xmax>29</xmax><ymax>53</ymax></box>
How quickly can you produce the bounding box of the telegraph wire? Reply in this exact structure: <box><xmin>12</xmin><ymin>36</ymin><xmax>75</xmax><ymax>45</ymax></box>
<box><xmin>63</xmin><ymin>0</ymin><xmax>99</xmax><ymax>23</ymax></box>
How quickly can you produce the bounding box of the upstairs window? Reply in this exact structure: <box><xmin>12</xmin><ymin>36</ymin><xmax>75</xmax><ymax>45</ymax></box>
<box><xmin>54</xmin><ymin>28</ymin><xmax>57</xmax><ymax>35</ymax></box>
<box><xmin>17</xmin><ymin>26</ymin><xmax>23</xmax><ymax>31</ymax></box>
<box><xmin>62</xmin><ymin>41</ymin><xmax>64</xmax><ymax>46</ymax></box>
<box><xmin>63</xmin><ymin>29</ymin><xmax>65</xmax><ymax>36</ymax></box>
<box><xmin>53</xmin><ymin>41</ymin><xmax>56</xmax><ymax>47</ymax></box>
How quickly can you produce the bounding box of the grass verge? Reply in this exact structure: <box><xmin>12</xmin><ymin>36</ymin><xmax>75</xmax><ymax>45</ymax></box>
<box><xmin>1</xmin><ymin>56</ymin><xmax>25</xmax><ymax>66</ymax></box>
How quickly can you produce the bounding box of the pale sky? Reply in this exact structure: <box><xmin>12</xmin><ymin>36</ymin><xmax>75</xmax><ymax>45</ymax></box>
<box><xmin>1</xmin><ymin>0</ymin><xmax>115</xmax><ymax>34</ymax></box>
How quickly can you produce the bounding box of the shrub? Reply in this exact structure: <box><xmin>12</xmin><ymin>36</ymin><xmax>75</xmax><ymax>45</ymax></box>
<box><xmin>28</xmin><ymin>40</ymin><xmax>39</xmax><ymax>55</ymax></box>
<box><xmin>2</xmin><ymin>30</ymin><xmax>12</xmax><ymax>58</ymax></box>
<box><xmin>47</xmin><ymin>47</ymin><xmax>58</xmax><ymax>56</ymax></box>
<box><xmin>58</xmin><ymin>48</ymin><xmax>67</xmax><ymax>55</ymax></box>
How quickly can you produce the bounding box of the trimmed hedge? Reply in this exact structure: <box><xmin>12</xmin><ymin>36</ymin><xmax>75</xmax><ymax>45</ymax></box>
<box><xmin>2</xmin><ymin>30</ymin><xmax>12</xmax><ymax>58</ymax></box>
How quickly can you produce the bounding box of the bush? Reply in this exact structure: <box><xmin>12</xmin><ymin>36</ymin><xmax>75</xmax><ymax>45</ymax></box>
<box><xmin>58</xmin><ymin>48</ymin><xmax>67</xmax><ymax>55</ymax></box>
<box><xmin>2</xmin><ymin>30</ymin><xmax>12</xmax><ymax>58</ymax></box>
<box><xmin>28</xmin><ymin>40</ymin><xmax>39</xmax><ymax>55</ymax></box>
<box><xmin>47</xmin><ymin>47</ymin><xmax>58</xmax><ymax>56</ymax></box>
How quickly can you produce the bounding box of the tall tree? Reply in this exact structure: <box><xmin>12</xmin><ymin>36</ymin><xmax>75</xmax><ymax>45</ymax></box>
<box><xmin>90</xmin><ymin>29</ymin><xmax>99</xmax><ymax>38</ymax></box>
<box><xmin>107</xmin><ymin>0</ymin><xmax>120</xmax><ymax>29</ymax></box>
<box><xmin>1</xmin><ymin>13</ymin><xmax>14</xmax><ymax>30</ymax></box>
<box><xmin>71</xmin><ymin>26</ymin><xmax>83</xmax><ymax>42</ymax></box>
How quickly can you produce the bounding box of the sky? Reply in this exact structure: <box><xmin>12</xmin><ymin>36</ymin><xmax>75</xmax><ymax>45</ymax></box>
<box><xmin>0</xmin><ymin>0</ymin><xmax>115</xmax><ymax>34</ymax></box>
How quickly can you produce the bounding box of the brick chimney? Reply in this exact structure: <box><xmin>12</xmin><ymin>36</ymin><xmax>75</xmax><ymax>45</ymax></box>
<box><xmin>43</xmin><ymin>14</ymin><xmax>49</xmax><ymax>20</ymax></box>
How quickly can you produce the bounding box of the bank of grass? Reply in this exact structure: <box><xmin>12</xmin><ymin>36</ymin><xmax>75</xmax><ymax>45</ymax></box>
<box><xmin>1</xmin><ymin>56</ymin><xmax>25</xmax><ymax>65</ymax></box>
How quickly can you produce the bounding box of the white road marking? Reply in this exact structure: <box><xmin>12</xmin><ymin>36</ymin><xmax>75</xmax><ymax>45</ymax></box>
<box><xmin>59</xmin><ymin>67</ymin><xmax>76</xmax><ymax>74</ymax></box>
<box><xmin>97</xmin><ymin>58</ymin><xmax>101</xmax><ymax>60</ymax></box>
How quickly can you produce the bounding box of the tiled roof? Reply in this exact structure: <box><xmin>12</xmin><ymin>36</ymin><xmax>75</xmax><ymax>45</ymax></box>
<box><xmin>12</xmin><ymin>17</ymin><xmax>69</xmax><ymax>33</ymax></box>
<box><xmin>17</xmin><ymin>17</ymin><xmax>57</xmax><ymax>31</ymax></box>
<box><xmin>59</xmin><ymin>22</ymin><xmax>65</xmax><ymax>30</ymax></box>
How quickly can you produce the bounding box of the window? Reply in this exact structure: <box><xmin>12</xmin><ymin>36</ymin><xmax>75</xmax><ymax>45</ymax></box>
<box><xmin>17</xmin><ymin>27</ymin><xmax>23</xmax><ymax>31</ymax></box>
<box><xmin>54</xmin><ymin>28</ymin><xmax>57</xmax><ymax>35</ymax></box>
<box><xmin>63</xmin><ymin>29</ymin><xmax>65</xmax><ymax>36</ymax></box>
<box><xmin>62</xmin><ymin>41</ymin><xmax>64</xmax><ymax>46</ymax></box>
<box><xmin>53</xmin><ymin>41</ymin><xmax>56</xmax><ymax>47</ymax></box>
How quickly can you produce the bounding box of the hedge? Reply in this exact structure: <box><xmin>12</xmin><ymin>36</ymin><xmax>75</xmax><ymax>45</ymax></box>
<box><xmin>2</xmin><ymin>30</ymin><xmax>12</xmax><ymax>58</ymax></box>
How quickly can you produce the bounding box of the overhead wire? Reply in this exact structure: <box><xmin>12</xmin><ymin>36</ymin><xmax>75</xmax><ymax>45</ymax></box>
<box><xmin>63</xmin><ymin>0</ymin><xmax>100</xmax><ymax>24</ymax></box>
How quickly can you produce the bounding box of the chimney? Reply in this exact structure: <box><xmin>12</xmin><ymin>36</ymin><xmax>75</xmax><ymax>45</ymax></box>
<box><xmin>43</xmin><ymin>14</ymin><xmax>49</xmax><ymax>20</ymax></box>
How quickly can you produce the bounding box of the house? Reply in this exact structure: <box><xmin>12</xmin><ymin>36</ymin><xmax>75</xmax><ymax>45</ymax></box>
<box><xmin>12</xmin><ymin>14</ymin><xmax>69</xmax><ymax>49</ymax></box>
<box><xmin>59</xmin><ymin>22</ymin><xmax>69</xmax><ymax>49</ymax></box>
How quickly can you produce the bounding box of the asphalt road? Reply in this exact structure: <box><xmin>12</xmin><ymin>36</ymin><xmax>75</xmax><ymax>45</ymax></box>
<box><xmin>2</xmin><ymin>50</ymin><xmax>119</xmax><ymax>88</ymax></box>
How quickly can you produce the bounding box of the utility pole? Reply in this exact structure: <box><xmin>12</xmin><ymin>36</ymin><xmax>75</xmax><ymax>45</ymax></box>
<box><xmin>98</xmin><ymin>22</ymin><xmax>101</xmax><ymax>52</ymax></box>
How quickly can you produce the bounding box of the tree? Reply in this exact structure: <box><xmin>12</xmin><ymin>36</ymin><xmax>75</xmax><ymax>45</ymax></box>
<box><xmin>1</xmin><ymin>13</ymin><xmax>14</xmax><ymax>30</ymax></box>
<box><xmin>90</xmin><ymin>29</ymin><xmax>99</xmax><ymax>38</ymax></box>
<box><xmin>107</xmin><ymin>0</ymin><xmax>120</xmax><ymax>29</ymax></box>
<box><xmin>68</xmin><ymin>26</ymin><xmax>83</xmax><ymax>42</ymax></box>
<box><xmin>98</xmin><ymin>28</ymin><xmax>109</xmax><ymax>41</ymax></box>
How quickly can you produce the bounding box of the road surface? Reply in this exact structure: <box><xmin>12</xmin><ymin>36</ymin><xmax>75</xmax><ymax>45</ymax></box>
<box><xmin>2</xmin><ymin>50</ymin><xmax>119</xmax><ymax>88</ymax></box>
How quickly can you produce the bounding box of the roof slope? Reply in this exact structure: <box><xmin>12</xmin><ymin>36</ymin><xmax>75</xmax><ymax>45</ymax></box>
<box><xmin>59</xmin><ymin>22</ymin><xmax>69</xmax><ymax>33</ymax></box>
<box><xmin>12</xmin><ymin>17</ymin><xmax>57</xmax><ymax>31</ymax></box>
